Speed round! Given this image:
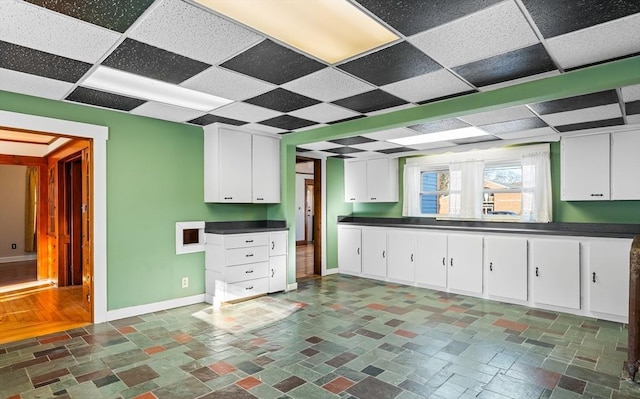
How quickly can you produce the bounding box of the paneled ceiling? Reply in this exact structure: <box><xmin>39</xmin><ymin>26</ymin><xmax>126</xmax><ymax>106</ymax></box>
<box><xmin>1</xmin><ymin>0</ymin><xmax>639</xmax><ymax>158</ymax></box>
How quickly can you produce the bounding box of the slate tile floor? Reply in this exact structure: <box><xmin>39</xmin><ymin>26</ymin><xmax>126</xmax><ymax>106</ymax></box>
<box><xmin>1</xmin><ymin>275</ymin><xmax>638</xmax><ymax>399</ymax></box>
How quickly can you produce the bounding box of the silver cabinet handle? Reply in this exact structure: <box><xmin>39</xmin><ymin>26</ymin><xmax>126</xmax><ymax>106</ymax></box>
<box><xmin>246</xmin><ymin>240</ymin><xmax>253</xmax><ymax>243</ymax></box>
<box><xmin>357</xmin><ymin>248</ymin><xmax>360</xmax><ymax>255</ymax></box>
<box><xmin>489</xmin><ymin>262</ymin><xmax>493</xmax><ymax>271</ymax></box>
<box><xmin>271</xmin><ymin>269</ymin><xmax>275</xmax><ymax>278</ymax></box>
<box><xmin>382</xmin><ymin>250</ymin><xmax>385</xmax><ymax>258</ymax></box>
<box><xmin>245</xmin><ymin>270</ymin><xmax>253</xmax><ymax>274</ymax></box>
<box><xmin>442</xmin><ymin>257</ymin><xmax>445</xmax><ymax>266</ymax></box>
<box><xmin>450</xmin><ymin>258</ymin><xmax>453</xmax><ymax>267</ymax></box>
<box><xmin>272</xmin><ymin>242</ymin><xmax>275</xmax><ymax>250</ymax></box>
<box><xmin>246</xmin><ymin>286</ymin><xmax>253</xmax><ymax>290</ymax></box>
<box><xmin>246</xmin><ymin>253</ymin><xmax>253</xmax><ymax>257</ymax></box>
<box><xmin>410</xmin><ymin>254</ymin><xmax>414</xmax><ymax>262</ymax></box>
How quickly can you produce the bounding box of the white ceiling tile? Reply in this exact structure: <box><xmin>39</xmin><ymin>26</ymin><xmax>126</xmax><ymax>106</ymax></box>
<box><xmin>366</xmin><ymin>103</ymin><xmax>415</xmax><ymax>116</ymax></box>
<box><xmin>362</xmin><ymin>127</ymin><xmax>421</xmax><ymax>141</ymax></box>
<box><xmin>492</xmin><ymin>126</ymin><xmax>558</xmax><ymax>140</ymax></box>
<box><xmin>296</xmin><ymin>150</ymin><xmax>332</xmax><ymax>158</ymax></box>
<box><xmin>459</xmin><ymin>106</ymin><xmax>536</xmax><ymax>125</ymax></box>
<box><xmin>479</xmin><ymin>71</ymin><xmax>560</xmax><ymax>92</ymax></box>
<box><xmin>540</xmin><ymin>104</ymin><xmax>622</xmax><ymax>126</ymax></box>
<box><xmin>181</xmin><ymin>67</ymin><xmax>275</xmax><ymax>101</ymax></box>
<box><xmin>626</xmin><ymin>115</ymin><xmax>640</xmax><ymax>125</ymax></box>
<box><xmin>409</xmin><ymin>1</ymin><xmax>538</xmax><ymax>67</ymax></box>
<box><xmin>295</xmin><ymin>123</ymin><xmax>328</xmax><ymax>132</ymax></box>
<box><xmin>282</xmin><ymin>68</ymin><xmax>375</xmax><ymax>102</ymax></box>
<box><xmin>131</xmin><ymin>102</ymin><xmax>206</xmax><ymax>122</ymax></box>
<box><xmin>129</xmin><ymin>0</ymin><xmax>263</xmax><ymax>65</ymax></box>
<box><xmin>243</xmin><ymin>123</ymin><xmax>287</xmax><ymax>135</ymax></box>
<box><xmin>350</xmin><ymin>141</ymin><xmax>401</xmax><ymax>151</ymax></box>
<box><xmin>546</xmin><ymin>14</ymin><xmax>640</xmax><ymax>70</ymax></box>
<box><xmin>298</xmin><ymin>141</ymin><xmax>343</xmax><ymax>151</ymax></box>
<box><xmin>0</xmin><ymin>0</ymin><xmax>121</xmax><ymax>63</ymax></box>
<box><xmin>210</xmin><ymin>102</ymin><xmax>282</xmax><ymax>123</ymax></box>
<box><xmin>289</xmin><ymin>103</ymin><xmax>360</xmax><ymax>123</ymax></box>
<box><xmin>381</xmin><ymin>69</ymin><xmax>473</xmax><ymax>103</ymax></box>
<box><xmin>0</xmin><ymin>68</ymin><xmax>73</xmax><ymax>100</ymax></box>
<box><xmin>621</xmin><ymin>84</ymin><xmax>640</xmax><ymax>102</ymax></box>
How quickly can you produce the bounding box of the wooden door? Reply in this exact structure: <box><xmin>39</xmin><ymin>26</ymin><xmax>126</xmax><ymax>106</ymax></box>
<box><xmin>81</xmin><ymin>147</ymin><xmax>93</xmax><ymax>315</ymax></box>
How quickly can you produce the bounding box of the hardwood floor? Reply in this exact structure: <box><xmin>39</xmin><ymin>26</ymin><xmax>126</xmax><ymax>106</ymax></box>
<box><xmin>296</xmin><ymin>243</ymin><xmax>316</xmax><ymax>279</ymax></box>
<box><xmin>0</xmin><ymin>260</ymin><xmax>37</xmax><ymax>287</ymax></box>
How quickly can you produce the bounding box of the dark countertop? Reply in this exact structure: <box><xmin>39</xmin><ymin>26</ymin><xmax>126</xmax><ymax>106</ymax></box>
<box><xmin>337</xmin><ymin>216</ymin><xmax>640</xmax><ymax>239</ymax></box>
<box><xmin>205</xmin><ymin>220</ymin><xmax>287</xmax><ymax>234</ymax></box>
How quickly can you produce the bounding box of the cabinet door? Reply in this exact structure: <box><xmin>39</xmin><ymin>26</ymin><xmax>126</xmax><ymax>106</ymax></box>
<box><xmin>268</xmin><ymin>255</ymin><xmax>287</xmax><ymax>293</ymax></box>
<box><xmin>387</xmin><ymin>231</ymin><xmax>416</xmax><ymax>283</ymax></box>
<box><xmin>448</xmin><ymin>234</ymin><xmax>483</xmax><ymax>294</ymax></box>
<box><xmin>611</xmin><ymin>130</ymin><xmax>640</xmax><ymax>200</ymax></box>
<box><xmin>486</xmin><ymin>236</ymin><xmax>527</xmax><ymax>301</ymax></box>
<box><xmin>561</xmin><ymin>134</ymin><xmax>610</xmax><ymax>200</ymax></box>
<box><xmin>269</xmin><ymin>232</ymin><xmax>288</xmax><ymax>256</ymax></box>
<box><xmin>344</xmin><ymin>160</ymin><xmax>367</xmax><ymax>202</ymax></box>
<box><xmin>367</xmin><ymin>158</ymin><xmax>390</xmax><ymax>202</ymax></box>
<box><xmin>338</xmin><ymin>227</ymin><xmax>361</xmax><ymax>274</ymax></box>
<box><xmin>588</xmin><ymin>239</ymin><xmax>630</xmax><ymax>318</ymax></box>
<box><xmin>531</xmin><ymin>239</ymin><xmax>580</xmax><ymax>309</ymax></box>
<box><xmin>219</xmin><ymin>128</ymin><xmax>252</xmax><ymax>202</ymax></box>
<box><xmin>362</xmin><ymin>228</ymin><xmax>387</xmax><ymax>278</ymax></box>
<box><xmin>416</xmin><ymin>232</ymin><xmax>447</xmax><ymax>288</ymax></box>
<box><xmin>252</xmin><ymin>134</ymin><xmax>281</xmax><ymax>203</ymax></box>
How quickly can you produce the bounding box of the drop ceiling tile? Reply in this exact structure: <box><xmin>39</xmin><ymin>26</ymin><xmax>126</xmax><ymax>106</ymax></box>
<box><xmin>627</xmin><ymin>100</ymin><xmax>640</xmax><ymax>115</ymax></box>
<box><xmin>1</xmin><ymin>0</ymin><xmax>121</xmax><ymax>63</ymax></box>
<box><xmin>331</xmin><ymin>154</ymin><xmax>356</xmax><ymax>159</ymax></box>
<box><xmin>220</xmin><ymin>40</ymin><xmax>325</xmax><ymax>85</ymax></box>
<box><xmin>0</xmin><ymin>68</ymin><xmax>73</xmax><ymax>100</ymax></box>
<box><xmin>24</xmin><ymin>0</ymin><xmax>155</xmax><ymax>33</ymax></box>
<box><xmin>381</xmin><ymin>69</ymin><xmax>473</xmax><ymax>103</ymax></box>
<box><xmin>355</xmin><ymin>0</ymin><xmax>503</xmax><ymax>36</ymax></box>
<box><xmin>529</xmin><ymin>90</ymin><xmax>619</xmax><ymax>114</ymax></box>
<box><xmin>323</xmin><ymin>146</ymin><xmax>365</xmax><ymax>155</ymax></box>
<box><xmin>298</xmin><ymin>141</ymin><xmax>343</xmax><ymax>151</ymax></box>
<box><xmin>329</xmin><ymin>136</ymin><xmax>376</xmax><ymax>146</ymax></box>
<box><xmin>66</xmin><ymin>87</ymin><xmax>145</xmax><ymax>111</ymax></box>
<box><xmin>337</xmin><ymin>42</ymin><xmax>441</xmax><ymax>86</ymax></box>
<box><xmin>409</xmin><ymin>118</ymin><xmax>470</xmax><ymax>134</ymax></box>
<box><xmin>0</xmin><ymin>41</ymin><xmax>91</xmax><ymax>83</ymax></box>
<box><xmin>245</xmin><ymin>88</ymin><xmax>320</xmax><ymax>113</ymax></box>
<box><xmin>519</xmin><ymin>0</ymin><xmax>640</xmax><ymax>38</ymax></box>
<box><xmin>416</xmin><ymin>90</ymin><xmax>478</xmax><ymax>105</ymax></box>
<box><xmin>181</xmin><ymin>67</ymin><xmax>275</xmax><ymax>101</ymax></box>
<box><xmin>210</xmin><ymin>102</ymin><xmax>283</xmax><ymax>123</ymax></box>
<box><xmin>346</xmin><ymin>151</ymin><xmax>390</xmax><ymax>159</ymax></box>
<box><xmin>540</xmin><ymin>104</ymin><xmax>622</xmax><ymax>126</ymax></box>
<box><xmin>365</xmin><ymin>103</ymin><xmax>415</xmax><ymax>116</ymax></box>
<box><xmin>289</xmin><ymin>103</ymin><xmax>360</xmax><ymax>124</ymax></box>
<box><xmin>295</xmin><ymin>123</ymin><xmax>328</xmax><ymax>132</ymax></box>
<box><xmin>451</xmin><ymin>135</ymin><xmax>500</xmax><ymax>145</ymax></box>
<box><xmin>282</xmin><ymin>68</ymin><xmax>375</xmax><ymax>102</ymax></box>
<box><xmin>409</xmin><ymin>1</ymin><xmax>538</xmax><ymax>67</ymax></box>
<box><xmin>258</xmin><ymin>115</ymin><xmax>317</xmax><ymax>131</ymax></box>
<box><xmin>377</xmin><ymin>146</ymin><xmax>417</xmax><ymax>154</ymax></box>
<box><xmin>361</xmin><ymin>127</ymin><xmax>420</xmax><ymax>141</ymax></box>
<box><xmin>622</xmin><ymin>84</ymin><xmax>640</xmax><ymax>102</ymax></box>
<box><xmin>296</xmin><ymin>147</ymin><xmax>312</xmax><ymax>153</ymax></box>
<box><xmin>627</xmin><ymin>114</ymin><xmax>640</xmax><ymax>125</ymax></box>
<box><xmin>555</xmin><ymin>117</ymin><xmax>625</xmax><ymax>132</ymax></box>
<box><xmin>328</xmin><ymin>115</ymin><xmax>367</xmax><ymax>125</ymax></box>
<box><xmin>350</xmin><ymin>140</ymin><xmax>401</xmax><ymax>151</ymax></box>
<box><xmin>459</xmin><ymin>106</ymin><xmax>536</xmax><ymax>125</ymax></box>
<box><xmin>187</xmin><ymin>114</ymin><xmax>248</xmax><ymax>126</ymax></box>
<box><xmin>478</xmin><ymin>70</ymin><xmax>560</xmax><ymax>92</ymax></box>
<box><xmin>493</xmin><ymin>126</ymin><xmax>558</xmax><ymax>140</ymax></box>
<box><xmin>131</xmin><ymin>102</ymin><xmax>206</xmax><ymax>123</ymax></box>
<box><xmin>102</xmin><ymin>38</ymin><xmax>210</xmax><ymax>84</ymax></box>
<box><xmin>243</xmin><ymin>123</ymin><xmax>288</xmax><ymax>135</ymax></box>
<box><xmin>332</xmin><ymin>90</ymin><xmax>408</xmax><ymax>114</ymax></box>
<box><xmin>129</xmin><ymin>0</ymin><xmax>262</xmax><ymax>65</ymax></box>
<box><xmin>480</xmin><ymin>117</ymin><xmax>548</xmax><ymax>134</ymax></box>
<box><xmin>453</xmin><ymin>44</ymin><xmax>557</xmax><ymax>87</ymax></box>
<box><xmin>546</xmin><ymin>14</ymin><xmax>640</xmax><ymax>70</ymax></box>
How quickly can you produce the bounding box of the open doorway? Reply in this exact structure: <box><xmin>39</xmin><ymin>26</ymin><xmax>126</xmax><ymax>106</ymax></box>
<box><xmin>295</xmin><ymin>157</ymin><xmax>322</xmax><ymax>279</ymax></box>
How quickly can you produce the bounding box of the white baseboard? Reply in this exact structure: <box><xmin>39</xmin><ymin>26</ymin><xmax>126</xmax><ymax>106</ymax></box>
<box><xmin>106</xmin><ymin>294</ymin><xmax>205</xmax><ymax>322</ymax></box>
<box><xmin>0</xmin><ymin>255</ymin><xmax>37</xmax><ymax>264</ymax></box>
<box><xmin>287</xmin><ymin>282</ymin><xmax>298</xmax><ymax>291</ymax></box>
<box><xmin>323</xmin><ymin>268</ymin><xmax>339</xmax><ymax>276</ymax></box>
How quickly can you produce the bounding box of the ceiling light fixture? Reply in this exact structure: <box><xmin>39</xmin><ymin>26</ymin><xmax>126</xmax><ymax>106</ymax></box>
<box><xmin>82</xmin><ymin>66</ymin><xmax>233</xmax><ymax>112</ymax></box>
<box><xmin>388</xmin><ymin>126</ymin><xmax>490</xmax><ymax>146</ymax></box>
<box><xmin>195</xmin><ymin>0</ymin><xmax>399</xmax><ymax>64</ymax></box>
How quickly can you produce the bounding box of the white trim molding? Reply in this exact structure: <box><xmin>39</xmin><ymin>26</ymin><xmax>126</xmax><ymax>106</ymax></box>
<box><xmin>0</xmin><ymin>255</ymin><xmax>37</xmax><ymax>264</ymax></box>
<box><xmin>286</xmin><ymin>282</ymin><xmax>298</xmax><ymax>291</ymax></box>
<box><xmin>106</xmin><ymin>294</ymin><xmax>205</xmax><ymax>322</ymax></box>
<box><xmin>175</xmin><ymin>221</ymin><xmax>205</xmax><ymax>254</ymax></box>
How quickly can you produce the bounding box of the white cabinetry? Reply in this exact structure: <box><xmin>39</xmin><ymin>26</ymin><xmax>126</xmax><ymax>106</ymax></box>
<box><xmin>268</xmin><ymin>232</ymin><xmax>288</xmax><ymax>293</ymax></box>
<box><xmin>587</xmin><ymin>238</ymin><xmax>630</xmax><ymax>318</ymax></box>
<box><xmin>362</xmin><ymin>228</ymin><xmax>387</xmax><ymax>278</ymax></box>
<box><xmin>387</xmin><ymin>230</ymin><xmax>416</xmax><ymax>283</ymax></box>
<box><xmin>448</xmin><ymin>234</ymin><xmax>483</xmax><ymax>294</ymax></box>
<box><xmin>344</xmin><ymin>157</ymin><xmax>398</xmax><ymax>202</ymax></box>
<box><xmin>531</xmin><ymin>239</ymin><xmax>580</xmax><ymax>309</ymax></box>
<box><xmin>611</xmin><ymin>130</ymin><xmax>640</xmax><ymax>200</ymax></box>
<box><xmin>338</xmin><ymin>226</ymin><xmax>361</xmax><ymax>275</ymax></box>
<box><xmin>252</xmin><ymin>134</ymin><xmax>281</xmax><ymax>203</ymax></box>
<box><xmin>486</xmin><ymin>236</ymin><xmax>528</xmax><ymax>301</ymax></box>
<box><xmin>416</xmin><ymin>232</ymin><xmax>448</xmax><ymax>289</ymax></box>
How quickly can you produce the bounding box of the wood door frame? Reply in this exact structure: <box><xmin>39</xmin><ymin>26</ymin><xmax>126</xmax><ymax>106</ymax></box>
<box><xmin>296</xmin><ymin>156</ymin><xmax>322</xmax><ymax>275</ymax></box>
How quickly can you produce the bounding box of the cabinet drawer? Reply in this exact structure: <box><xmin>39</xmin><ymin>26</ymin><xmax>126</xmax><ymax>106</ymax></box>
<box><xmin>225</xmin><ymin>262</ymin><xmax>268</xmax><ymax>283</ymax></box>
<box><xmin>225</xmin><ymin>246</ymin><xmax>269</xmax><ymax>265</ymax></box>
<box><xmin>225</xmin><ymin>278</ymin><xmax>268</xmax><ymax>301</ymax></box>
<box><xmin>225</xmin><ymin>234</ymin><xmax>269</xmax><ymax>249</ymax></box>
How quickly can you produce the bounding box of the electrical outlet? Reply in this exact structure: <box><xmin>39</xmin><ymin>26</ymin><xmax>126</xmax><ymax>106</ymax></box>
<box><xmin>11</xmin><ymin>243</ymin><xmax>17</xmax><ymax>249</ymax></box>
<box><xmin>181</xmin><ymin>277</ymin><xmax>189</xmax><ymax>288</ymax></box>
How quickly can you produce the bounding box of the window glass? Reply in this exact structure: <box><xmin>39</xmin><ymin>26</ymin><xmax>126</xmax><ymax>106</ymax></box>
<box><xmin>482</xmin><ymin>164</ymin><xmax>522</xmax><ymax>216</ymax></box>
<box><xmin>420</xmin><ymin>170</ymin><xmax>449</xmax><ymax>215</ymax></box>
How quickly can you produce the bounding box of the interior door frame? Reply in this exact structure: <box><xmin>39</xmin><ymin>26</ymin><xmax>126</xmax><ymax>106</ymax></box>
<box><xmin>296</xmin><ymin>156</ymin><xmax>322</xmax><ymax>275</ymax></box>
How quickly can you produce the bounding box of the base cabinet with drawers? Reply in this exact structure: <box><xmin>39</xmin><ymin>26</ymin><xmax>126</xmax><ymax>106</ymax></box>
<box><xmin>205</xmin><ymin>231</ymin><xmax>287</xmax><ymax>306</ymax></box>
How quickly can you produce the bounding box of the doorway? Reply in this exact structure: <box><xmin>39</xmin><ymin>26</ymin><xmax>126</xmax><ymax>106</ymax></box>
<box><xmin>295</xmin><ymin>157</ymin><xmax>322</xmax><ymax>279</ymax></box>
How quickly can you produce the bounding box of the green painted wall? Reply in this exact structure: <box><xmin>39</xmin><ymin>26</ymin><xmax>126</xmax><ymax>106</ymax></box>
<box><xmin>325</xmin><ymin>157</ymin><xmax>353</xmax><ymax>269</ymax></box>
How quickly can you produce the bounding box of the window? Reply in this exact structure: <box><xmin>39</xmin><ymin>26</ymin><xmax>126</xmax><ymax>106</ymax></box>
<box><xmin>420</xmin><ymin>169</ymin><xmax>449</xmax><ymax>215</ymax></box>
<box><xmin>482</xmin><ymin>162</ymin><xmax>522</xmax><ymax>218</ymax></box>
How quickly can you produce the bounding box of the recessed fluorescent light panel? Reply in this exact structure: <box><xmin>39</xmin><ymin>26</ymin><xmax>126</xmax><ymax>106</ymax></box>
<box><xmin>82</xmin><ymin>66</ymin><xmax>233</xmax><ymax>112</ymax></box>
<box><xmin>389</xmin><ymin>127</ymin><xmax>490</xmax><ymax>146</ymax></box>
<box><xmin>195</xmin><ymin>0</ymin><xmax>399</xmax><ymax>64</ymax></box>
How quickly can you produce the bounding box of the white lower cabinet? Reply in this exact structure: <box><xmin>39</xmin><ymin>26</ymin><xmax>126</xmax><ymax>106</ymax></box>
<box><xmin>448</xmin><ymin>234</ymin><xmax>483</xmax><ymax>294</ymax></box>
<box><xmin>268</xmin><ymin>255</ymin><xmax>287</xmax><ymax>293</ymax></box>
<box><xmin>416</xmin><ymin>232</ymin><xmax>448</xmax><ymax>288</ymax></box>
<box><xmin>486</xmin><ymin>236</ymin><xmax>528</xmax><ymax>301</ymax></box>
<box><xmin>587</xmin><ymin>239</ymin><xmax>631</xmax><ymax>318</ymax></box>
<box><xmin>387</xmin><ymin>231</ymin><xmax>416</xmax><ymax>283</ymax></box>
<box><xmin>362</xmin><ymin>228</ymin><xmax>387</xmax><ymax>278</ymax></box>
<box><xmin>338</xmin><ymin>226</ymin><xmax>362</xmax><ymax>274</ymax></box>
<box><xmin>531</xmin><ymin>239</ymin><xmax>580</xmax><ymax>310</ymax></box>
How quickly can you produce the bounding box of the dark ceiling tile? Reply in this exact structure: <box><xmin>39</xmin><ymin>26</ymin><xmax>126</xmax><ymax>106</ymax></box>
<box><xmin>355</xmin><ymin>0</ymin><xmax>503</xmax><ymax>36</ymax></box>
<box><xmin>416</xmin><ymin>90</ymin><xmax>478</xmax><ymax>105</ymax></box>
<box><xmin>555</xmin><ymin>117</ymin><xmax>625</xmax><ymax>132</ymax></box>
<box><xmin>377</xmin><ymin>147</ymin><xmax>416</xmax><ymax>154</ymax></box>
<box><xmin>324</xmin><ymin>147</ymin><xmax>365</xmax><ymax>155</ymax></box>
<box><xmin>332</xmin><ymin>90</ymin><xmax>407</xmax><ymax>113</ymax></box>
<box><xmin>328</xmin><ymin>115</ymin><xmax>366</xmax><ymax>125</ymax></box>
<box><xmin>409</xmin><ymin>118</ymin><xmax>470</xmax><ymax>134</ymax></box>
<box><xmin>338</xmin><ymin>42</ymin><xmax>441</xmax><ymax>86</ymax></box>
<box><xmin>220</xmin><ymin>40</ymin><xmax>325</xmax><ymax>85</ymax></box>
<box><xmin>0</xmin><ymin>40</ymin><xmax>91</xmax><ymax>83</ymax></box>
<box><xmin>625</xmin><ymin>100</ymin><xmax>640</xmax><ymax>115</ymax></box>
<box><xmin>296</xmin><ymin>147</ymin><xmax>313</xmax><ymax>152</ymax></box>
<box><xmin>24</xmin><ymin>0</ymin><xmax>155</xmax><ymax>33</ymax></box>
<box><xmin>329</xmin><ymin>136</ymin><xmax>377</xmax><ymax>145</ymax></box>
<box><xmin>528</xmin><ymin>90</ymin><xmax>619</xmax><ymax>114</ymax></box>
<box><xmin>332</xmin><ymin>154</ymin><xmax>355</xmax><ymax>159</ymax></box>
<box><xmin>245</xmin><ymin>88</ymin><xmax>320</xmax><ymax>113</ymax></box>
<box><xmin>480</xmin><ymin>117</ymin><xmax>548</xmax><ymax>134</ymax></box>
<box><xmin>188</xmin><ymin>115</ymin><xmax>248</xmax><ymax>126</ymax></box>
<box><xmin>451</xmin><ymin>135</ymin><xmax>501</xmax><ymax>145</ymax></box>
<box><xmin>565</xmin><ymin>52</ymin><xmax>640</xmax><ymax>72</ymax></box>
<box><xmin>102</xmin><ymin>38</ymin><xmax>210</xmax><ymax>84</ymax></box>
<box><xmin>519</xmin><ymin>0</ymin><xmax>640</xmax><ymax>38</ymax></box>
<box><xmin>259</xmin><ymin>115</ymin><xmax>317</xmax><ymax>130</ymax></box>
<box><xmin>66</xmin><ymin>87</ymin><xmax>145</xmax><ymax>111</ymax></box>
<box><xmin>453</xmin><ymin>44</ymin><xmax>557</xmax><ymax>87</ymax></box>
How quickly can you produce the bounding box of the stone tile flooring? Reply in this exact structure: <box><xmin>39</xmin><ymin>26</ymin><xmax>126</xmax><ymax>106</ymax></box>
<box><xmin>1</xmin><ymin>275</ymin><xmax>639</xmax><ymax>399</ymax></box>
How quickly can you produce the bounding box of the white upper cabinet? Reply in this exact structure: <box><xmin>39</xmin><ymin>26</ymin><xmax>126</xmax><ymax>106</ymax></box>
<box><xmin>344</xmin><ymin>157</ymin><xmax>398</xmax><ymax>202</ymax></box>
<box><xmin>486</xmin><ymin>236</ymin><xmax>528</xmax><ymax>301</ymax></box>
<box><xmin>531</xmin><ymin>239</ymin><xmax>580</xmax><ymax>309</ymax></box>
<box><xmin>561</xmin><ymin>133</ymin><xmax>610</xmax><ymax>201</ymax></box>
<box><xmin>611</xmin><ymin>130</ymin><xmax>640</xmax><ymax>200</ymax></box>
<box><xmin>204</xmin><ymin>125</ymin><xmax>281</xmax><ymax>203</ymax></box>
